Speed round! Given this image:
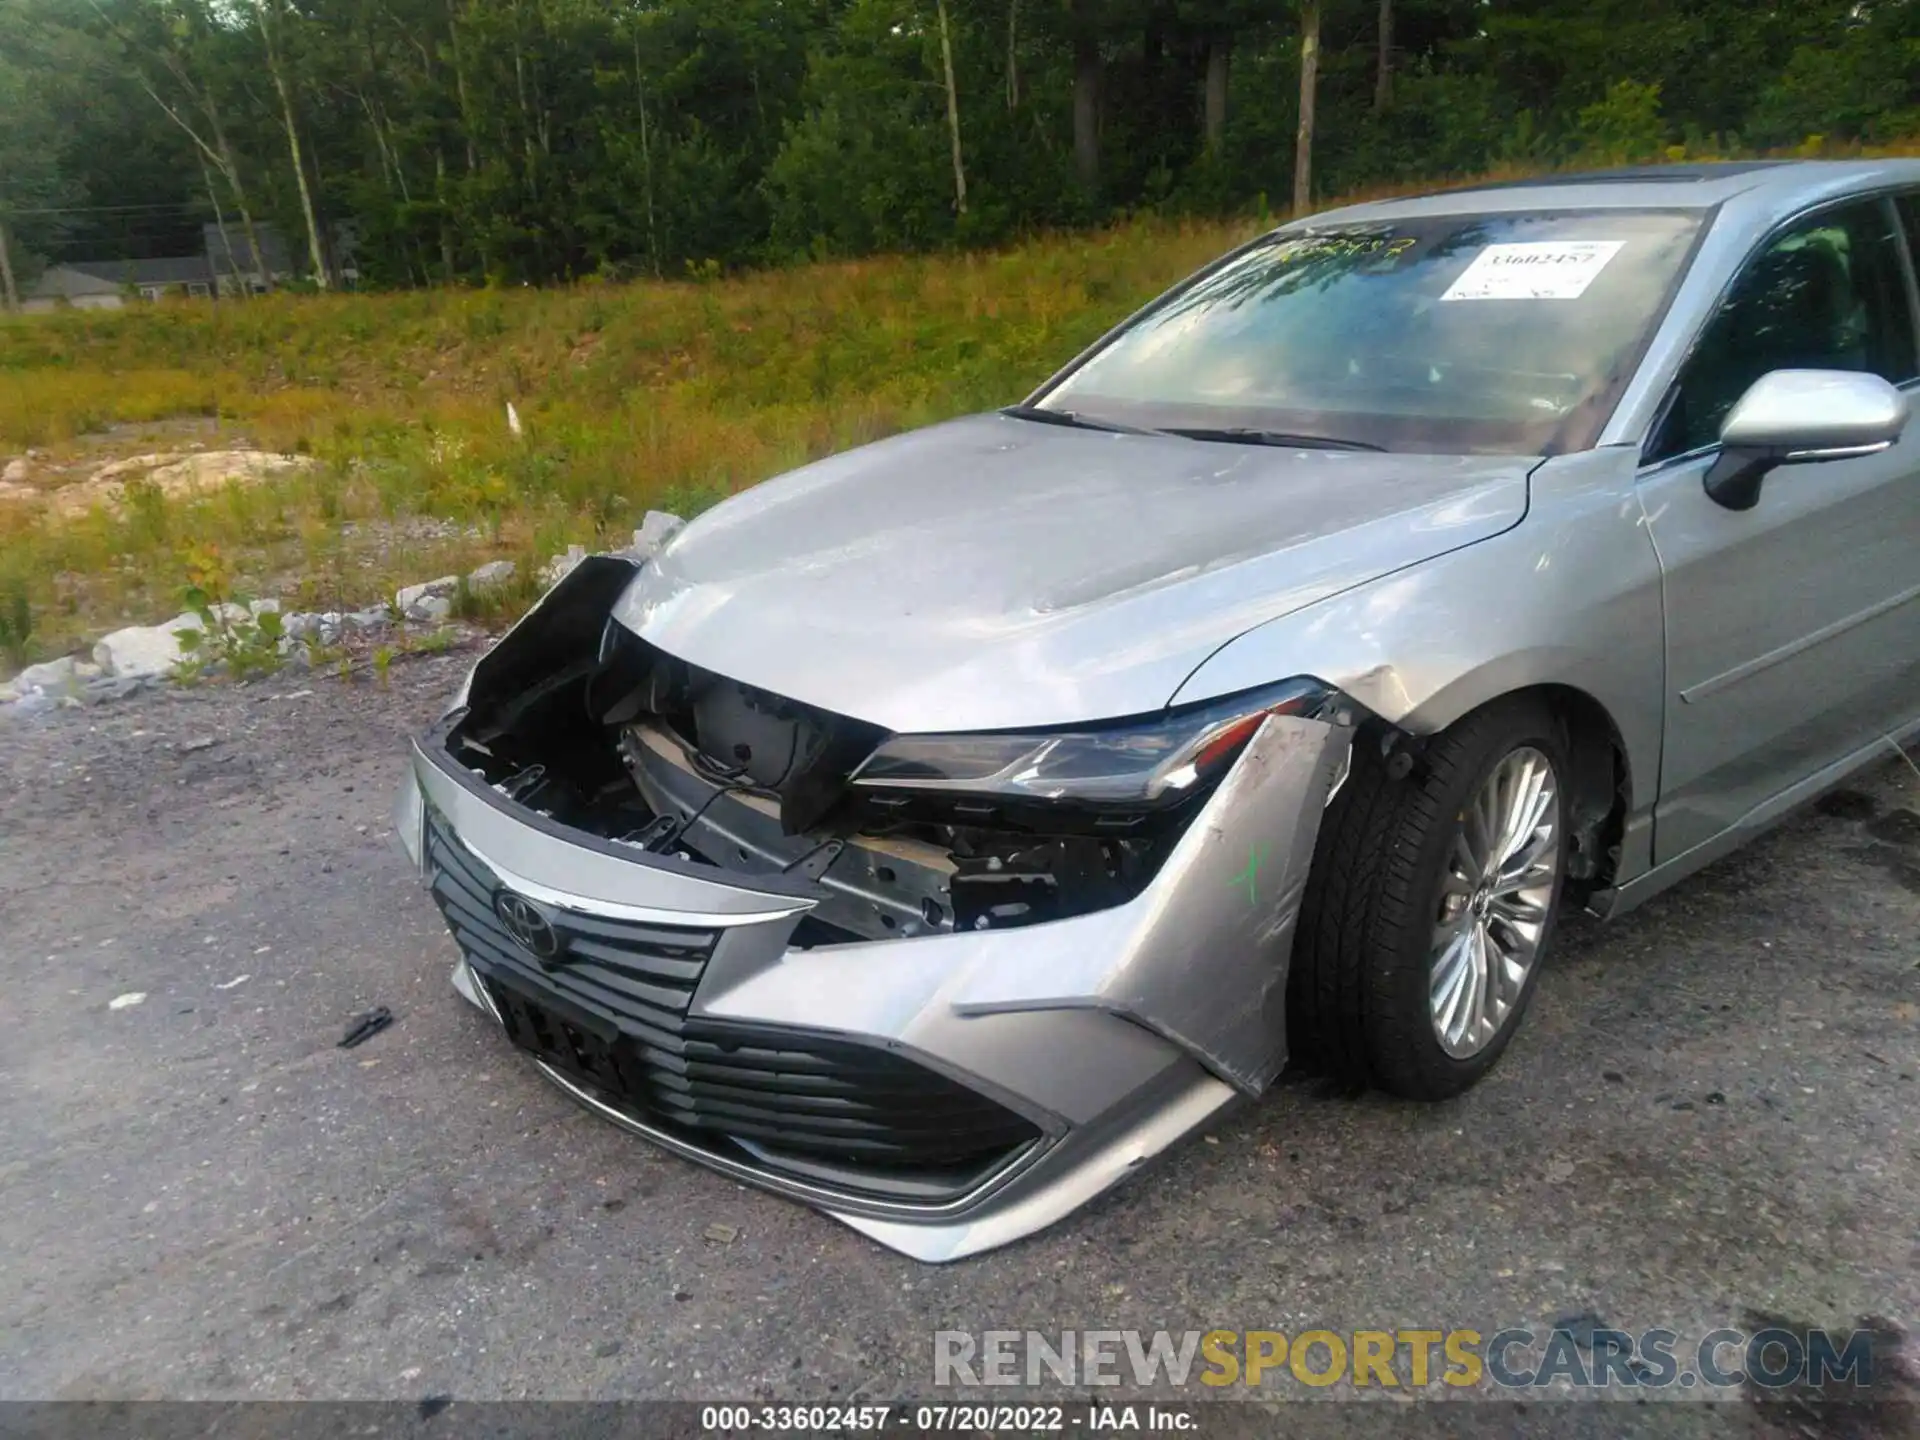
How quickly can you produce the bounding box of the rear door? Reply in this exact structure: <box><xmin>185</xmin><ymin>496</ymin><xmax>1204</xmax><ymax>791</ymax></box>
<box><xmin>1637</xmin><ymin>194</ymin><xmax>1920</xmax><ymax>863</ymax></box>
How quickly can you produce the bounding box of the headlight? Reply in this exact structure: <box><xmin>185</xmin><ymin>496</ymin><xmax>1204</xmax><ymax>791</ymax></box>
<box><xmin>849</xmin><ymin>678</ymin><xmax>1334</xmax><ymax>809</ymax></box>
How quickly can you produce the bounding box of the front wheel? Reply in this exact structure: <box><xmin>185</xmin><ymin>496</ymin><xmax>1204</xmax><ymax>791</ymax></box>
<box><xmin>1288</xmin><ymin>697</ymin><xmax>1571</xmax><ymax>1099</ymax></box>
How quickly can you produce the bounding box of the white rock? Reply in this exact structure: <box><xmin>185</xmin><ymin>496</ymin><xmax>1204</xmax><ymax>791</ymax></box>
<box><xmin>88</xmin><ymin>452</ymin><xmax>188</xmax><ymax>485</ymax></box>
<box><xmin>108</xmin><ymin>991</ymin><xmax>146</xmax><ymax>1010</ymax></box>
<box><xmin>631</xmin><ymin>510</ymin><xmax>685</xmax><ymax>558</ymax></box>
<box><xmin>346</xmin><ymin>606</ymin><xmax>391</xmax><ymax>631</ymax></box>
<box><xmin>539</xmin><ymin>545</ymin><xmax>589</xmax><ymax>587</ymax></box>
<box><xmin>467</xmin><ymin>559</ymin><xmax>517</xmax><ymax>590</ymax></box>
<box><xmin>93</xmin><ymin>619</ymin><xmax>200</xmax><ymax>678</ymax></box>
<box><xmin>395</xmin><ymin>576</ymin><xmax>459</xmax><ymax>613</ymax></box>
<box><xmin>7</xmin><ymin>691</ymin><xmax>58</xmax><ymax>718</ymax></box>
<box><xmin>42</xmin><ymin>450</ymin><xmax>317</xmax><ymax>522</ymax></box>
<box><xmin>13</xmin><ymin>655</ymin><xmax>79</xmax><ymax>694</ymax></box>
<box><xmin>1</xmin><ymin>458</ymin><xmax>29</xmax><ymax>484</ymax></box>
<box><xmin>248</xmin><ymin>598</ymin><xmax>281</xmax><ymax>619</ymax></box>
<box><xmin>89</xmin><ymin>608</ymin><xmax>240</xmax><ymax>677</ymax></box>
<box><xmin>408</xmin><ymin>595</ymin><xmax>453</xmax><ymax>623</ymax></box>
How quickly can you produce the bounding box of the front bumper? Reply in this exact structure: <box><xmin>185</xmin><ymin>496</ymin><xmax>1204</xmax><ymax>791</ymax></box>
<box><xmin>396</xmin><ymin>709</ymin><xmax>1349</xmax><ymax>1261</ymax></box>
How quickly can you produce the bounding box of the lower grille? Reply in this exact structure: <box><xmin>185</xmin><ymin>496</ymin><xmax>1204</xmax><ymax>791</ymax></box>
<box><xmin>425</xmin><ymin>807</ymin><xmax>1039</xmax><ymax>1196</ymax></box>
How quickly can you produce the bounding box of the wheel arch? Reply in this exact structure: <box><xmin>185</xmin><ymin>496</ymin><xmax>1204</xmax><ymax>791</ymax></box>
<box><xmin>1394</xmin><ymin>677</ymin><xmax>1632</xmax><ymax>898</ymax></box>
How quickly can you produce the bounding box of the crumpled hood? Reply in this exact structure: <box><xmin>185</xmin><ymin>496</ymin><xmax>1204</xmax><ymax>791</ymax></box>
<box><xmin>615</xmin><ymin>412</ymin><xmax>1533</xmax><ymax>732</ymax></box>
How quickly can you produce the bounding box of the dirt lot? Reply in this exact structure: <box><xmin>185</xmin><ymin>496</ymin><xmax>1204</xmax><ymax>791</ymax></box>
<box><xmin>2</xmin><ymin>654</ymin><xmax>1917</xmax><ymax>1429</ymax></box>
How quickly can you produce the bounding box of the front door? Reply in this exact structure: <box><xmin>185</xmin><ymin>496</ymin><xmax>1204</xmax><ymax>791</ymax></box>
<box><xmin>1638</xmin><ymin>194</ymin><xmax>1920</xmax><ymax>863</ymax></box>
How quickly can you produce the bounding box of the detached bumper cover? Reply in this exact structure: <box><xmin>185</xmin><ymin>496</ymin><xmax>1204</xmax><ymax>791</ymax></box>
<box><xmin>400</xmin><ymin>709</ymin><xmax>1349</xmax><ymax>1261</ymax></box>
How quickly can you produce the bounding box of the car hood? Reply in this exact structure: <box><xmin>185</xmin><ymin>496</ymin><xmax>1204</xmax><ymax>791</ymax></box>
<box><xmin>614</xmin><ymin>412</ymin><xmax>1534</xmax><ymax>732</ymax></box>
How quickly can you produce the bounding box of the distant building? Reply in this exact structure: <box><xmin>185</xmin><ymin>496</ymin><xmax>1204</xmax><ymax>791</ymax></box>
<box><xmin>22</xmin><ymin>223</ymin><xmax>296</xmax><ymax>311</ymax></box>
<box><xmin>202</xmin><ymin>222</ymin><xmax>292</xmax><ymax>297</ymax></box>
<box><xmin>24</xmin><ymin>256</ymin><xmax>217</xmax><ymax>310</ymax></box>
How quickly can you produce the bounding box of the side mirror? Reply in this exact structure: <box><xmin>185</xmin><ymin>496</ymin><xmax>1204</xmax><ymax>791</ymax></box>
<box><xmin>1705</xmin><ymin>369</ymin><xmax>1910</xmax><ymax>510</ymax></box>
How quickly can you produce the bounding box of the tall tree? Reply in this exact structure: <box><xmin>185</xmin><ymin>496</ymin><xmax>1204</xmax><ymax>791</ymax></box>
<box><xmin>1203</xmin><ymin>30</ymin><xmax>1229</xmax><ymax>154</ymax></box>
<box><xmin>0</xmin><ymin>219</ymin><xmax>16</xmax><ymax>309</ymax></box>
<box><xmin>1069</xmin><ymin>0</ymin><xmax>1100</xmax><ymax>190</ymax></box>
<box><xmin>0</xmin><ymin>50</ymin><xmax>38</xmax><ymax>308</ymax></box>
<box><xmin>1004</xmin><ymin>0</ymin><xmax>1019</xmax><ymax>109</ymax></box>
<box><xmin>1292</xmin><ymin>0</ymin><xmax>1319</xmax><ymax>213</ymax></box>
<box><xmin>935</xmin><ymin>0</ymin><xmax>967</xmax><ymax>215</ymax></box>
<box><xmin>256</xmin><ymin>0</ymin><xmax>328</xmax><ymax>286</ymax></box>
<box><xmin>1373</xmin><ymin>0</ymin><xmax>1390</xmax><ymax>109</ymax></box>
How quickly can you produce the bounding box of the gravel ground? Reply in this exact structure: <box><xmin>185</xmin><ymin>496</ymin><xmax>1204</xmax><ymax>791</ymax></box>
<box><xmin>1</xmin><ymin>655</ymin><xmax>1917</xmax><ymax>1432</ymax></box>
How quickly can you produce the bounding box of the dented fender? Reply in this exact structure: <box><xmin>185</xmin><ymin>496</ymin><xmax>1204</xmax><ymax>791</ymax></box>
<box><xmin>452</xmin><ymin>554</ymin><xmax>641</xmax><ymax>718</ymax></box>
<box><xmin>939</xmin><ymin>711</ymin><xmax>1347</xmax><ymax>1094</ymax></box>
<box><xmin>1169</xmin><ymin>447</ymin><xmax>1668</xmax><ymax>887</ymax></box>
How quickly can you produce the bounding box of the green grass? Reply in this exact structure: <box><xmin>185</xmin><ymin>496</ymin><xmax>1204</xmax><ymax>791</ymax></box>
<box><xmin>0</xmin><ymin>216</ymin><xmax>1257</xmax><ymax>665</ymax></box>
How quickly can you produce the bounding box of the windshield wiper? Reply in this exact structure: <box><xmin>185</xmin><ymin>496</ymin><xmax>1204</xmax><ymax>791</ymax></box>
<box><xmin>1160</xmin><ymin>426</ymin><xmax>1386</xmax><ymax>453</ymax></box>
<box><xmin>1000</xmin><ymin>404</ymin><xmax>1155</xmax><ymax>436</ymax></box>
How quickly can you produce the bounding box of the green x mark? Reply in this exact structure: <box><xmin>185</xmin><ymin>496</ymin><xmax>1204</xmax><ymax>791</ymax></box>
<box><xmin>1229</xmin><ymin>841</ymin><xmax>1268</xmax><ymax>905</ymax></box>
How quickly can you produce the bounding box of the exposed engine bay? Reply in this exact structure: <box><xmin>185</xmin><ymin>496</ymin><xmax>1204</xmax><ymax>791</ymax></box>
<box><xmin>444</xmin><ymin>559</ymin><xmax>1206</xmax><ymax>944</ymax></box>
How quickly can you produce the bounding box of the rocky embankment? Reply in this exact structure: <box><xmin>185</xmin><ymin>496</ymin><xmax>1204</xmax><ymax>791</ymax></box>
<box><xmin>1</xmin><ymin>510</ymin><xmax>683</xmax><ymax>718</ymax></box>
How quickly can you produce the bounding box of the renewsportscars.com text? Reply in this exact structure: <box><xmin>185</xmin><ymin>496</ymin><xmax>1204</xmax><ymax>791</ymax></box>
<box><xmin>932</xmin><ymin>1327</ymin><xmax>1882</xmax><ymax>1391</ymax></box>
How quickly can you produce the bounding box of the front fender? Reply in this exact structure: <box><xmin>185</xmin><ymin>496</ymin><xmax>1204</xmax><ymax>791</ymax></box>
<box><xmin>456</xmin><ymin>554</ymin><xmax>640</xmax><ymax>720</ymax></box>
<box><xmin>1170</xmin><ymin>447</ymin><xmax>1666</xmax><ymax>883</ymax></box>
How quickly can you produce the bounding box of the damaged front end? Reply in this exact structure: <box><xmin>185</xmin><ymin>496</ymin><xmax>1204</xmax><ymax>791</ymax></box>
<box><xmin>396</xmin><ymin>556</ymin><xmax>1355</xmax><ymax>1260</ymax></box>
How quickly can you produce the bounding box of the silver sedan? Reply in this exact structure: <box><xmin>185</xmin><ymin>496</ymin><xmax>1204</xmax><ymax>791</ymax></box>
<box><xmin>395</xmin><ymin>159</ymin><xmax>1920</xmax><ymax>1260</ymax></box>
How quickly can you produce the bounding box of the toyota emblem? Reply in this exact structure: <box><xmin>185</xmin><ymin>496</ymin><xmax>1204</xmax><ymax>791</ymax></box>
<box><xmin>494</xmin><ymin>890</ymin><xmax>561</xmax><ymax>962</ymax></box>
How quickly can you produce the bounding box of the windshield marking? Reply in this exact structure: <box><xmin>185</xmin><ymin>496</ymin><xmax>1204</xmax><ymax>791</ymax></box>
<box><xmin>1440</xmin><ymin>240</ymin><xmax>1626</xmax><ymax>301</ymax></box>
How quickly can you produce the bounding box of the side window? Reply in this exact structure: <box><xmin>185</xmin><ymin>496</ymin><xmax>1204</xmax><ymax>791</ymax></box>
<box><xmin>1899</xmin><ymin>193</ymin><xmax>1920</xmax><ymax>291</ymax></box>
<box><xmin>1649</xmin><ymin>200</ymin><xmax>1920</xmax><ymax>461</ymax></box>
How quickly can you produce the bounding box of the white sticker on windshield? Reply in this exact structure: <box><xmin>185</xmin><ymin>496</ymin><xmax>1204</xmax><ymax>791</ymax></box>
<box><xmin>1440</xmin><ymin>240</ymin><xmax>1625</xmax><ymax>301</ymax></box>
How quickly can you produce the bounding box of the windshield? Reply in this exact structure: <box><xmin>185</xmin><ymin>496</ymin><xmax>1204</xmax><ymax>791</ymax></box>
<box><xmin>1037</xmin><ymin>209</ymin><xmax>1705</xmax><ymax>455</ymax></box>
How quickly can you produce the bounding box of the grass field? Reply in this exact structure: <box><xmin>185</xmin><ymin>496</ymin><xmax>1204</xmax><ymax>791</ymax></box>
<box><xmin>0</xmin><ymin>216</ymin><xmax>1260</xmax><ymax>666</ymax></box>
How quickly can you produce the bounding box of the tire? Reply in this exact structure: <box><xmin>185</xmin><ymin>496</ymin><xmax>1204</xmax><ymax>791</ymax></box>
<box><xmin>1288</xmin><ymin>695</ymin><xmax>1572</xmax><ymax>1100</ymax></box>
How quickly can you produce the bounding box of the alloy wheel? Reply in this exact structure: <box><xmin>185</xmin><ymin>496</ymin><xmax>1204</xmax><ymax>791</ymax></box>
<box><xmin>1428</xmin><ymin>745</ymin><xmax>1561</xmax><ymax>1060</ymax></box>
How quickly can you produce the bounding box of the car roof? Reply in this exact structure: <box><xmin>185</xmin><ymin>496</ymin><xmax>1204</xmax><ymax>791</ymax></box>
<box><xmin>1291</xmin><ymin>158</ymin><xmax>1920</xmax><ymax>227</ymax></box>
